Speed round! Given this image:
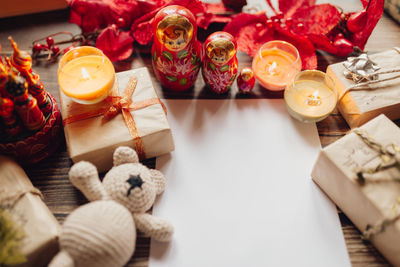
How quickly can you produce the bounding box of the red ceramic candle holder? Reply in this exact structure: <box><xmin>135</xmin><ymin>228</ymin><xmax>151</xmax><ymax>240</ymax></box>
<box><xmin>0</xmin><ymin>92</ymin><xmax>62</xmax><ymax>165</ymax></box>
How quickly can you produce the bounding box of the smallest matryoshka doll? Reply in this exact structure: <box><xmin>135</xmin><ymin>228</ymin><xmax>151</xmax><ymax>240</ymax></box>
<box><xmin>202</xmin><ymin>31</ymin><xmax>238</xmax><ymax>94</ymax></box>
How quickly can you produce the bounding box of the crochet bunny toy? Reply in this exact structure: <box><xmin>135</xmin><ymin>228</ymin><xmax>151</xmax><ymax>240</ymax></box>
<box><xmin>49</xmin><ymin>146</ymin><xmax>173</xmax><ymax>267</ymax></box>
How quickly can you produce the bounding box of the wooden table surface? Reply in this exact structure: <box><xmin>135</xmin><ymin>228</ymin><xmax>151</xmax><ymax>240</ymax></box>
<box><xmin>1</xmin><ymin>1</ymin><xmax>399</xmax><ymax>266</ymax></box>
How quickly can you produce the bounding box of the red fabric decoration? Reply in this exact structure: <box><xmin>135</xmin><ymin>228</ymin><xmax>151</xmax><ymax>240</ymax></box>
<box><xmin>96</xmin><ymin>25</ymin><xmax>134</xmax><ymax>61</ymax></box>
<box><xmin>67</xmin><ymin>0</ymin><xmax>382</xmax><ymax>64</ymax></box>
<box><xmin>279</xmin><ymin>0</ymin><xmax>316</xmax><ymax>18</ymax></box>
<box><xmin>307</xmin><ymin>34</ymin><xmax>337</xmax><ymax>54</ymax></box>
<box><xmin>290</xmin><ymin>4</ymin><xmax>340</xmax><ymax>36</ymax></box>
<box><xmin>204</xmin><ymin>3</ymin><xmax>234</xmax><ymax>24</ymax></box>
<box><xmin>223</xmin><ymin>12</ymin><xmax>267</xmax><ymax>56</ymax></box>
<box><xmin>224</xmin><ymin>0</ymin><xmax>384</xmax><ymax>69</ymax></box>
<box><xmin>132</xmin><ymin>20</ymin><xmax>154</xmax><ymax>46</ymax></box>
<box><xmin>67</xmin><ymin>0</ymin><xmax>142</xmax><ymax>32</ymax></box>
<box><xmin>275</xmin><ymin>27</ymin><xmax>317</xmax><ymax>70</ymax></box>
<box><xmin>348</xmin><ymin>0</ymin><xmax>384</xmax><ymax>50</ymax></box>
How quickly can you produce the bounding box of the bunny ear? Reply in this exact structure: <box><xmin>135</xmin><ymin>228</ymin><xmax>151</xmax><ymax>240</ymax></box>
<box><xmin>149</xmin><ymin>169</ymin><xmax>166</xmax><ymax>195</ymax></box>
<box><xmin>113</xmin><ymin>146</ymin><xmax>139</xmax><ymax>166</ymax></box>
<box><xmin>69</xmin><ymin>161</ymin><xmax>108</xmax><ymax>201</ymax></box>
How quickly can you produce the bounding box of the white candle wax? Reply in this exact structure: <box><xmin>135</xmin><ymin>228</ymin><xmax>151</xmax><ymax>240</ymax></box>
<box><xmin>284</xmin><ymin>79</ymin><xmax>337</xmax><ymax>123</ymax></box>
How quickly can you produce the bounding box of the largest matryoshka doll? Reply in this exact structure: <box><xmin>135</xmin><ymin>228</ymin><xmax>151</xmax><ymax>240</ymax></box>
<box><xmin>152</xmin><ymin>5</ymin><xmax>202</xmax><ymax>91</ymax></box>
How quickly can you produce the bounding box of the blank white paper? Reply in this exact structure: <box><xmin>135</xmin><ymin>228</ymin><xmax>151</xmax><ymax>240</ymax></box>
<box><xmin>150</xmin><ymin>99</ymin><xmax>350</xmax><ymax>267</ymax></box>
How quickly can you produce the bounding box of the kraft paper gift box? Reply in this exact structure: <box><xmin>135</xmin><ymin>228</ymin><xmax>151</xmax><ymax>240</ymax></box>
<box><xmin>0</xmin><ymin>155</ymin><xmax>60</xmax><ymax>267</ymax></box>
<box><xmin>311</xmin><ymin>114</ymin><xmax>400</xmax><ymax>266</ymax></box>
<box><xmin>385</xmin><ymin>0</ymin><xmax>400</xmax><ymax>24</ymax></box>
<box><xmin>327</xmin><ymin>48</ymin><xmax>400</xmax><ymax>128</ymax></box>
<box><xmin>59</xmin><ymin>67</ymin><xmax>175</xmax><ymax>172</ymax></box>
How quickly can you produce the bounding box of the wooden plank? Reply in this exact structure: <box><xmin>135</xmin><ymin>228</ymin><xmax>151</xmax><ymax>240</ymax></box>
<box><xmin>0</xmin><ymin>0</ymin><xmax>67</xmax><ymax>18</ymax></box>
<box><xmin>1</xmin><ymin>2</ymin><xmax>400</xmax><ymax>266</ymax></box>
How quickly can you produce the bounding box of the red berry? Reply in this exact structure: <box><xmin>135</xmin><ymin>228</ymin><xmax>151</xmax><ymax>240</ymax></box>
<box><xmin>63</xmin><ymin>46</ymin><xmax>75</xmax><ymax>54</ymax></box>
<box><xmin>110</xmin><ymin>24</ymin><xmax>118</xmax><ymax>32</ymax></box>
<box><xmin>276</xmin><ymin>12</ymin><xmax>283</xmax><ymax>19</ymax></box>
<box><xmin>237</xmin><ymin>68</ymin><xmax>255</xmax><ymax>94</ymax></box>
<box><xmin>42</xmin><ymin>44</ymin><xmax>49</xmax><ymax>50</ymax></box>
<box><xmin>255</xmin><ymin>23</ymin><xmax>263</xmax><ymax>30</ymax></box>
<box><xmin>333</xmin><ymin>38</ymin><xmax>354</xmax><ymax>57</ymax></box>
<box><xmin>334</xmin><ymin>33</ymin><xmax>344</xmax><ymax>41</ymax></box>
<box><xmin>117</xmin><ymin>17</ymin><xmax>126</xmax><ymax>28</ymax></box>
<box><xmin>266</xmin><ymin>19</ymin><xmax>274</xmax><ymax>28</ymax></box>
<box><xmin>51</xmin><ymin>45</ymin><xmax>60</xmax><ymax>55</ymax></box>
<box><xmin>296</xmin><ymin>23</ymin><xmax>305</xmax><ymax>32</ymax></box>
<box><xmin>32</xmin><ymin>43</ymin><xmax>42</xmax><ymax>53</ymax></box>
<box><xmin>285</xmin><ymin>17</ymin><xmax>293</xmax><ymax>27</ymax></box>
<box><xmin>46</xmin><ymin>36</ymin><xmax>54</xmax><ymax>47</ymax></box>
<box><xmin>273</xmin><ymin>18</ymin><xmax>280</xmax><ymax>27</ymax></box>
<box><xmin>347</xmin><ymin>9</ymin><xmax>368</xmax><ymax>33</ymax></box>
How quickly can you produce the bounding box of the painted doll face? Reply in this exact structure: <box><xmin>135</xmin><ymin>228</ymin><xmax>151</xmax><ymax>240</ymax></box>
<box><xmin>163</xmin><ymin>27</ymin><xmax>188</xmax><ymax>51</ymax></box>
<box><xmin>211</xmin><ymin>48</ymin><xmax>229</xmax><ymax>65</ymax></box>
<box><xmin>206</xmin><ymin>37</ymin><xmax>236</xmax><ymax>66</ymax></box>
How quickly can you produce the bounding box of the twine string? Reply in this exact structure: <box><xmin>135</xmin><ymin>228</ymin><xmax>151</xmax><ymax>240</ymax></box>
<box><xmin>353</xmin><ymin>129</ymin><xmax>400</xmax><ymax>240</ymax></box>
<box><xmin>0</xmin><ymin>187</ymin><xmax>43</xmax><ymax>208</ymax></box>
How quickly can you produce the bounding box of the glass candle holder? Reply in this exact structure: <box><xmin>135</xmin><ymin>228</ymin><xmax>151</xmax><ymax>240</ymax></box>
<box><xmin>284</xmin><ymin>70</ymin><xmax>337</xmax><ymax>123</ymax></box>
<box><xmin>58</xmin><ymin>46</ymin><xmax>115</xmax><ymax>104</ymax></box>
<box><xmin>252</xmin><ymin>40</ymin><xmax>301</xmax><ymax>91</ymax></box>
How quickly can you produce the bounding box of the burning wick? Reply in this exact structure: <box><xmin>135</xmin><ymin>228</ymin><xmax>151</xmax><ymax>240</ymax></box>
<box><xmin>266</xmin><ymin>61</ymin><xmax>278</xmax><ymax>75</ymax></box>
<box><xmin>81</xmin><ymin>67</ymin><xmax>90</xmax><ymax>80</ymax></box>
<box><xmin>306</xmin><ymin>92</ymin><xmax>321</xmax><ymax>106</ymax></box>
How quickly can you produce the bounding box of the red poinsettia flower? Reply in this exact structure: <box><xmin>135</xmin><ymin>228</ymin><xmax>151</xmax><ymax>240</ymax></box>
<box><xmin>224</xmin><ymin>0</ymin><xmax>384</xmax><ymax>69</ymax></box>
<box><xmin>204</xmin><ymin>3</ymin><xmax>234</xmax><ymax>24</ymax></box>
<box><xmin>67</xmin><ymin>0</ymin><xmax>145</xmax><ymax>32</ymax></box>
<box><xmin>224</xmin><ymin>12</ymin><xmax>317</xmax><ymax>69</ymax></box>
<box><xmin>96</xmin><ymin>25</ymin><xmax>134</xmax><ymax>61</ymax></box>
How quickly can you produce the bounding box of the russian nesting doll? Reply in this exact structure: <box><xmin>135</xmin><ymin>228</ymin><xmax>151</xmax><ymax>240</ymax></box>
<box><xmin>237</xmin><ymin>67</ymin><xmax>255</xmax><ymax>93</ymax></box>
<box><xmin>5</xmin><ymin>74</ymin><xmax>45</xmax><ymax>131</ymax></box>
<box><xmin>202</xmin><ymin>31</ymin><xmax>238</xmax><ymax>94</ymax></box>
<box><xmin>0</xmin><ymin>97</ymin><xmax>22</xmax><ymax>136</ymax></box>
<box><xmin>9</xmin><ymin>37</ymin><xmax>51</xmax><ymax>115</ymax></box>
<box><xmin>152</xmin><ymin>5</ymin><xmax>202</xmax><ymax>91</ymax></box>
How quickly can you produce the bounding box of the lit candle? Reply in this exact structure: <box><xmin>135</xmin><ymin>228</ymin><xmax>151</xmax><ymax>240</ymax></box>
<box><xmin>58</xmin><ymin>46</ymin><xmax>115</xmax><ymax>104</ymax></box>
<box><xmin>284</xmin><ymin>70</ymin><xmax>337</xmax><ymax>123</ymax></box>
<box><xmin>252</xmin><ymin>41</ymin><xmax>301</xmax><ymax>91</ymax></box>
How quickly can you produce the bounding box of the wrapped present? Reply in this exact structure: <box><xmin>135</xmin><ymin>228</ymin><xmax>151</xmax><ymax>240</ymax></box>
<box><xmin>59</xmin><ymin>67</ymin><xmax>175</xmax><ymax>172</ymax></box>
<box><xmin>0</xmin><ymin>155</ymin><xmax>60</xmax><ymax>267</ymax></box>
<box><xmin>385</xmin><ymin>0</ymin><xmax>400</xmax><ymax>24</ymax></box>
<box><xmin>326</xmin><ymin>48</ymin><xmax>400</xmax><ymax>128</ymax></box>
<box><xmin>311</xmin><ymin>114</ymin><xmax>400</xmax><ymax>266</ymax></box>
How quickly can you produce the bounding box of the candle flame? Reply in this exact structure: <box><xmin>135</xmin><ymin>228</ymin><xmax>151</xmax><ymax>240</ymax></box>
<box><xmin>312</xmin><ymin>91</ymin><xmax>318</xmax><ymax>98</ymax></box>
<box><xmin>267</xmin><ymin>61</ymin><xmax>277</xmax><ymax>75</ymax></box>
<box><xmin>81</xmin><ymin>67</ymin><xmax>90</xmax><ymax>80</ymax></box>
<box><xmin>306</xmin><ymin>91</ymin><xmax>321</xmax><ymax>106</ymax></box>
